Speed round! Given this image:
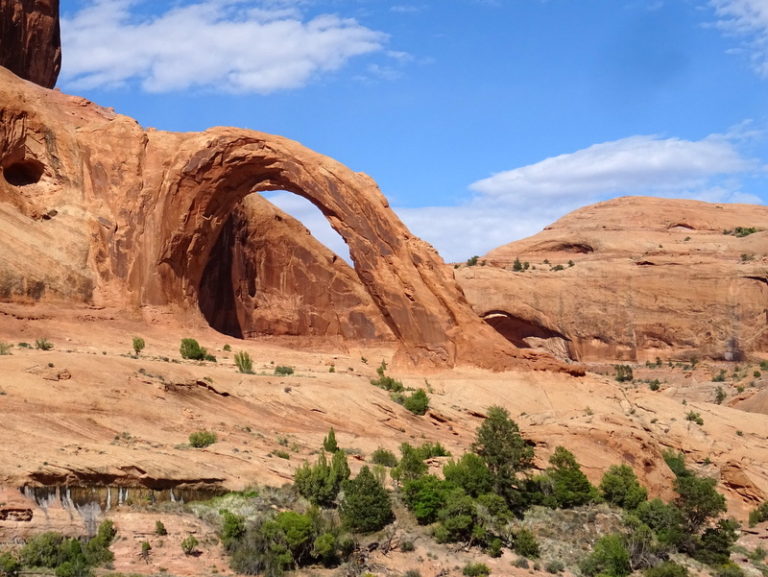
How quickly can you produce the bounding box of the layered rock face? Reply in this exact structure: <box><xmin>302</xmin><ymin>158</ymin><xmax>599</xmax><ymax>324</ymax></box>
<box><xmin>0</xmin><ymin>0</ymin><xmax>61</xmax><ymax>88</ymax></box>
<box><xmin>0</xmin><ymin>66</ymin><xmax>578</xmax><ymax>371</ymax></box>
<box><xmin>458</xmin><ymin>197</ymin><xmax>768</xmax><ymax>362</ymax></box>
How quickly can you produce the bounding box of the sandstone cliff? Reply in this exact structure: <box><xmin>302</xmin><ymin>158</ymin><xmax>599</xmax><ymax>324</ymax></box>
<box><xmin>0</xmin><ymin>0</ymin><xmax>60</xmax><ymax>88</ymax></box>
<box><xmin>457</xmin><ymin>197</ymin><xmax>768</xmax><ymax>362</ymax></box>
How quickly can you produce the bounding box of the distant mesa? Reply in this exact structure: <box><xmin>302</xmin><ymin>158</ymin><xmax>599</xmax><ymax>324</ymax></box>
<box><xmin>459</xmin><ymin>196</ymin><xmax>768</xmax><ymax>362</ymax></box>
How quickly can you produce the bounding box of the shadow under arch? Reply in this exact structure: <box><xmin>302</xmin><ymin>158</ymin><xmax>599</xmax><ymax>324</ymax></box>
<box><xmin>146</xmin><ymin>128</ymin><xmax>518</xmax><ymax>369</ymax></box>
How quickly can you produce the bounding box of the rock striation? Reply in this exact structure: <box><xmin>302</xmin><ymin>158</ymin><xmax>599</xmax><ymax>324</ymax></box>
<box><xmin>0</xmin><ymin>67</ymin><xmax>579</xmax><ymax>371</ymax></box>
<box><xmin>0</xmin><ymin>0</ymin><xmax>61</xmax><ymax>88</ymax></box>
<box><xmin>458</xmin><ymin>197</ymin><xmax>768</xmax><ymax>362</ymax></box>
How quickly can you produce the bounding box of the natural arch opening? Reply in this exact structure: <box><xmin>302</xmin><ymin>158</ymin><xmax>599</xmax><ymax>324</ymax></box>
<box><xmin>196</xmin><ymin>191</ymin><xmax>389</xmax><ymax>341</ymax></box>
<box><xmin>482</xmin><ymin>310</ymin><xmax>567</xmax><ymax>348</ymax></box>
<box><xmin>2</xmin><ymin>158</ymin><xmax>44</xmax><ymax>186</ymax></box>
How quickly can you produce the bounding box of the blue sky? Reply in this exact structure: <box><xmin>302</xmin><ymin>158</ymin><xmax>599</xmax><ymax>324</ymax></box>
<box><xmin>58</xmin><ymin>0</ymin><xmax>768</xmax><ymax>262</ymax></box>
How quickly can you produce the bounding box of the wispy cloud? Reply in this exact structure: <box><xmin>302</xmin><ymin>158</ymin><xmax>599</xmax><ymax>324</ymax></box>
<box><xmin>709</xmin><ymin>0</ymin><xmax>768</xmax><ymax>77</ymax></box>
<box><xmin>60</xmin><ymin>0</ymin><xmax>388</xmax><ymax>93</ymax></box>
<box><xmin>397</xmin><ymin>132</ymin><xmax>764</xmax><ymax>262</ymax></box>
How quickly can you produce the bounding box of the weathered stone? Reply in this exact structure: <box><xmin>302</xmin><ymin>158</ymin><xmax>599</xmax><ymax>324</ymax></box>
<box><xmin>0</xmin><ymin>0</ymin><xmax>61</xmax><ymax>88</ymax></box>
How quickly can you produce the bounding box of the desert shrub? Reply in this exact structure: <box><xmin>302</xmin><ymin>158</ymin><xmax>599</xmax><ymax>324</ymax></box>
<box><xmin>340</xmin><ymin>466</ymin><xmax>393</xmax><ymax>533</ymax></box>
<box><xmin>514</xmin><ymin>528</ymin><xmax>540</xmax><ymax>558</ymax></box>
<box><xmin>234</xmin><ymin>351</ymin><xmax>254</xmax><ymax>374</ymax></box>
<box><xmin>402</xmin><ymin>475</ymin><xmax>453</xmax><ymax>525</ymax></box>
<box><xmin>462</xmin><ymin>562</ymin><xmax>490</xmax><ymax>576</ymax></box>
<box><xmin>580</xmin><ymin>533</ymin><xmax>632</xmax><ymax>577</ymax></box>
<box><xmin>220</xmin><ymin>510</ymin><xmax>246</xmax><ymax>551</ymax></box>
<box><xmin>615</xmin><ymin>364</ymin><xmax>634</xmax><ymax>382</ymax></box>
<box><xmin>749</xmin><ymin>501</ymin><xmax>768</xmax><ymax>526</ymax></box>
<box><xmin>693</xmin><ymin>518</ymin><xmax>740</xmax><ymax>566</ymax></box>
<box><xmin>180</xmin><ymin>338</ymin><xmax>206</xmax><ymax>360</ymax></box>
<box><xmin>644</xmin><ymin>561</ymin><xmax>690</xmax><ymax>577</ymax></box>
<box><xmin>415</xmin><ymin>441</ymin><xmax>450</xmax><ymax>459</ymax></box>
<box><xmin>466</xmin><ymin>256</ymin><xmax>480</xmax><ymax>267</ymax></box>
<box><xmin>19</xmin><ymin>521</ymin><xmax>115</xmax><ymax>577</ymax></box>
<box><xmin>371</xmin><ymin>447</ymin><xmax>398</xmax><ymax>467</ymax></box>
<box><xmin>391</xmin><ymin>443</ymin><xmax>428</xmax><ymax>483</ymax></box>
<box><xmin>514</xmin><ymin>557</ymin><xmax>530</xmax><ymax>568</ymax></box>
<box><xmin>635</xmin><ymin>498</ymin><xmax>686</xmax><ymax>548</ymax></box>
<box><xmin>322</xmin><ymin>427</ymin><xmax>338</xmax><ymax>453</ymax></box>
<box><xmin>188</xmin><ymin>430</ymin><xmax>217</xmax><ymax>448</ymax></box>
<box><xmin>370</xmin><ymin>361</ymin><xmax>404</xmax><ymax>392</ymax></box>
<box><xmin>545</xmin><ymin>560</ymin><xmax>565</xmax><ymax>574</ymax></box>
<box><xmin>132</xmin><ymin>337</ymin><xmax>145</xmax><ymax>356</ymax></box>
<box><xmin>403</xmin><ymin>389</ymin><xmax>430</xmax><ymax>415</ymax></box>
<box><xmin>714</xmin><ymin>386</ymin><xmax>726</xmax><ymax>405</ymax></box>
<box><xmin>154</xmin><ymin>520</ymin><xmax>167</xmax><ymax>536</ymax></box>
<box><xmin>443</xmin><ymin>453</ymin><xmax>494</xmax><ymax>498</ymax></box>
<box><xmin>713</xmin><ymin>369</ymin><xmax>727</xmax><ymax>382</ymax></box>
<box><xmin>685</xmin><ymin>411</ymin><xmax>703</xmax><ymax>425</ymax></box>
<box><xmin>0</xmin><ymin>552</ymin><xmax>20</xmax><ymax>577</ymax></box>
<box><xmin>181</xmin><ymin>535</ymin><xmax>198</xmax><ymax>555</ymax></box>
<box><xmin>600</xmin><ymin>464</ymin><xmax>648</xmax><ymax>510</ymax></box>
<box><xmin>274</xmin><ymin>365</ymin><xmax>294</xmax><ymax>376</ymax></box>
<box><xmin>539</xmin><ymin>446</ymin><xmax>597</xmax><ymax>508</ymax></box>
<box><xmin>294</xmin><ymin>451</ymin><xmax>349</xmax><ymax>507</ymax></box>
<box><xmin>401</xmin><ymin>540</ymin><xmax>415</xmax><ymax>552</ymax></box>
<box><xmin>35</xmin><ymin>338</ymin><xmax>53</xmax><ymax>351</ymax></box>
<box><xmin>0</xmin><ymin>342</ymin><xmax>12</xmax><ymax>355</ymax></box>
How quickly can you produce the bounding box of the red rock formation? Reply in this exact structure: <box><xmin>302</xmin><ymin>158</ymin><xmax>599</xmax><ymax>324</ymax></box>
<box><xmin>0</xmin><ymin>0</ymin><xmax>61</xmax><ymax>88</ymax></box>
<box><xmin>458</xmin><ymin>197</ymin><xmax>768</xmax><ymax>362</ymax></box>
<box><xmin>0</xmin><ymin>67</ymin><xmax>579</xmax><ymax>372</ymax></box>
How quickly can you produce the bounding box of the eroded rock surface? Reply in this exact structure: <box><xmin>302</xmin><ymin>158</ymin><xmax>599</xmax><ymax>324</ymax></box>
<box><xmin>458</xmin><ymin>197</ymin><xmax>768</xmax><ymax>362</ymax></box>
<box><xmin>0</xmin><ymin>67</ymin><xmax>577</xmax><ymax>371</ymax></box>
<box><xmin>0</xmin><ymin>0</ymin><xmax>61</xmax><ymax>88</ymax></box>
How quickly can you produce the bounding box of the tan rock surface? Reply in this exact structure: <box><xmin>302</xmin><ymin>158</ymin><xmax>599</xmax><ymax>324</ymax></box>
<box><xmin>458</xmin><ymin>196</ymin><xmax>768</xmax><ymax>362</ymax></box>
<box><xmin>0</xmin><ymin>0</ymin><xmax>60</xmax><ymax>88</ymax></box>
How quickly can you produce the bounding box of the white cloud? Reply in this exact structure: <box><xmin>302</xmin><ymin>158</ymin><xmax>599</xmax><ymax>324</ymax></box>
<box><xmin>470</xmin><ymin>135</ymin><xmax>754</xmax><ymax>202</ymax></box>
<box><xmin>60</xmin><ymin>0</ymin><xmax>387</xmax><ymax>93</ymax></box>
<box><xmin>710</xmin><ymin>0</ymin><xmax>768</xmax><ymax>77</ymax></box>
<box><xmin>397</xmin><ymin>132</ymin><xmax>764</xmax><ymax>263</ymax></box>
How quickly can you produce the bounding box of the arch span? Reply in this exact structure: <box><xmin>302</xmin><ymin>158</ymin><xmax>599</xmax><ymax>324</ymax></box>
<box><xmin>133</xmin><ymin>128</ymin><xmax>550</xmax><ymax>370</ymax></box>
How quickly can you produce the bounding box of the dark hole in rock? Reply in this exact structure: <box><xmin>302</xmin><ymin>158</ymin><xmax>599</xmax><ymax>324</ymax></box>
<box><xmin>3</xmin><ymin>159</ymin><xmax>45</xmax><ymax>186</ymax></box>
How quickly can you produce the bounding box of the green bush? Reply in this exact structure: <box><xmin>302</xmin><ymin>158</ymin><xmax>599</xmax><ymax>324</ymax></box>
<box><xmin>0</xmin><ymin>552</ymin><xmax>20</xmax><ymax>577</ymax></box>
<box><xmin>294</xmin><ymin>450</ymin><xmax>350</xmax><ymax>507</ymax></box>
<box><xmin>443</xmin><ymin>453</ymin><xmax>494</xmax><ymax>498</ymax></box>
<box><xmin>391</xmin><ymin>443</ymin><xmax>428</xmax><ymax>483</ymax></box>
<box><xmin>580</xmin><ymin>533</ymin><xmax>631</xmax><ymax>577</ymax></box>
<box><xmin>749</xmin><ymin>501</ymin><xmax>768</xmax><ymax>526</ymax></box>
<box><xmin>462</xmin><ymin>562</ymin><xmax>490</xmax><ymax>576</ymax></box>
<box><xmin>370</xmin><ymin>448</ymin><xmax>398</xmax><ymax>467</ymax></box>
<box><xmin>322</xmin><ymin>428</ymin><xmax>338</xmax><ymax>453</ymax></box>
<box><xmin>615</xmin><ymin>364</ymin><xmax>634</xmax><ymax>382</ymax></box>
<box><xmin>274</xmin><ymin>365</ymin><xmax>294</xmax><ymax>376</ymax></box>
<box><xmin>181</xmin><ymin>535</ymin><xmax>198</xmax><ymax>555</ymax></box>
<box><xmin>0</xmin><ymin>342</ymin><xmax>12</xmax><ymax>355</ymax></box>
<box><xmin>35</xmin><ymin>338</ymin><xmax>53</xmax><ymax>351</ymax></box>
<box><xmin>514</xmin><ymin>528</ymin><xmax>540</xmax><ymax>558</ymax></box>
<box><xmin>154</xmin><ymin>520</ymin><xmax>167</xmax><ymax>536</ymax></box>
<box><xmin>539</xmin><ymin>446</ymin><xmax>597</xmax><ymax>508</ymax></box>
<box><xmin>370</xmin><ymin>362</ymin><xmax>404</xmax><ymax>392</ymax></box>
<box><xmin>545</xmin><ymin>560</ymin><xmax>565</xmax><ymax>574</ymax></box>
<box><xmin>180</xmin><ymin>338</ymin><xmax>206</xmax><ymax>360</ymax></box>
<box><xmin>403</xmin><ymin>389</ymin><xmax>430</xmax><ymax>415</ymax></box>
<box><xmin>402</xmin><ymin>475</ymin><xmax>453</xmax><ymax>525</ymax></box>
<box><xmin>234</xmin><ymin>351</ymin><xmax>254</xmax><ymax>374</ymax></box>
<box><xmin>220</xmin><ymin>510</ymin><xmax>246</xmax><ymax>551</ymax></box>
<box><xmin>340</xmin><ymin>466</ymin><xmax>393</xmax><ymax>533</ymax></box>
<box><xmin>19</xmin><ymin>521</ymin><xmax>115</xmax><ymax>577</ymax></box>
<box><xmin>685</xmin><ymin>411</ymin><xmax>704</xmax><ymax>425</ymax></box>
<box><xmin>189</xmin><ymin>430</ymin><xmax>217</xmax><ymax>448</ymax></box>
<box><xmin>600</xmin><ymin>464</ymin><xmax>648</xmax><ymax>510</ymax></box>
<box><xmin>132</xmin><ymin>337</ymin><xmax>145</xmax><ymax>356</ymax></box>
<box><xmin>415</xmin><ymin>441</ymin><xmax>450</xmax><ymax>459</ymax></box>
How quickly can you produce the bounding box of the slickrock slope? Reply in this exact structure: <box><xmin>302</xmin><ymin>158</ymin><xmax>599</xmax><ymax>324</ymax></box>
<box><xmin>0</xmin><ymin>66</ymin><xmax>575</xmax><ymax>371</ymax></box>
<box><xmin>0</xmin><ymin>0</ymin><xmax>60</xmax><ymax>88</ymax></box>
<box><xmin>458</xmin><ymin>197</ymin><xmax>768</xmax><ymax>362</ymax></box>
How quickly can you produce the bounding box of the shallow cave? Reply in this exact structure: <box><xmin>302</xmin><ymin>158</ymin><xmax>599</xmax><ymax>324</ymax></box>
<box><xmin>482</xmin><ymin>310</ymin><xmax>567</xmax><ymax>348</ymax></box>
<box><xmin>2</xmin><ymin>158</ymin><xmax>45</xmax><ymax>186</ymax></box>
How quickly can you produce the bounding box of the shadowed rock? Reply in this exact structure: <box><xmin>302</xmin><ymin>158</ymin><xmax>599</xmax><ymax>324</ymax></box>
<box><xmin>0</xmin><ymin>0</ymin><xmax>61</xmax><ymax>88</ymax></box>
